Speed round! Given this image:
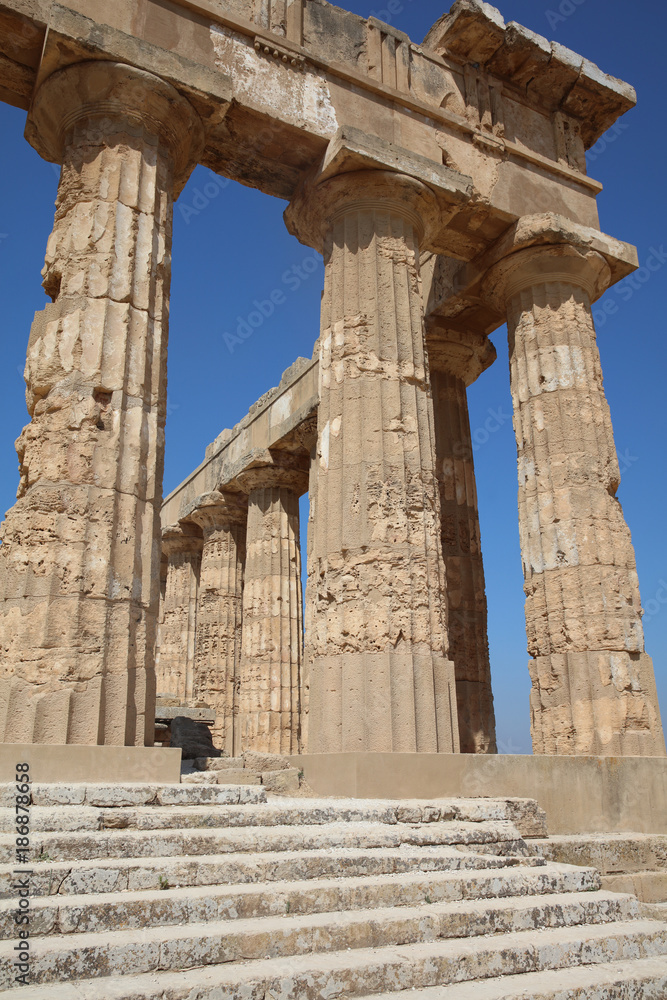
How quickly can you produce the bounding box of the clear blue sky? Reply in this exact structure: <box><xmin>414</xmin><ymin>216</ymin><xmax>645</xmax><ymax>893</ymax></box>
<box><xmin>0</xmin><ymin>0</ymin><xmax>664</xmax><ymax>753</ymax></box>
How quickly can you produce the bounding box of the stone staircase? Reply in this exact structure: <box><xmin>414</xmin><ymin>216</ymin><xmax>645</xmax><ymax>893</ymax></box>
<box><xmin>532</xmin><ymin>832</ymin><xmax>667</xmax><ymax>907</ymax></box>
<box><xmin>0</xmin><ymin>783</ymin><xmax>666</xmax><ymax>997</ymax></box>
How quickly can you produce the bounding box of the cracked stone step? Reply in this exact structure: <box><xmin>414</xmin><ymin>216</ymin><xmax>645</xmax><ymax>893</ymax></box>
<box><xmin>3</xmin><ymin>919</ymin><xmax>665</xmax><ymax>998</ymax></box>
<box><xmin>0</xmin><ymin>891</ymin><xmax>642</xmax><ymax>987</ymax></box>
<box><xmin>354</xmin><ymin>955</ymin><xmax>667</xmax><ymax>999</ymax></box>
<box><xmin>0</xmin><ymin>783</ymin><xmax>266</xmax><ymax>808</ymax></box>
<box><xmin>0</xmin><ymin>785</ymin><xmax>544</xmax><ymax>837</ymax></box>
<box><xmin>0</xmin><ymin>797</ymin><xmax>546</xmax><ymax>835</ymax></box>
<box><xmin>0</xmin><ymin>844</ymin><xmax>545</xmax><ymax>899</ymax></box>
<box><xmin>0</xmin><ymin>819</ymin><xmax>529</xmax><ymax>864</ymax></box>
<box><xmin>0</xmin><ymin>862</ymin><xmax>600</xmax><ymax>939</ymax></box>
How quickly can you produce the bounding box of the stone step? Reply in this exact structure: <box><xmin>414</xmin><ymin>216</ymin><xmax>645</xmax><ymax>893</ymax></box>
<box><xmin>532</xmin><ymin>834</ymin><xmax>667</xmax><ymax>874</ymax></box>
<box><xmin>0</xmin><ymin>797</ymin><xmax>544</xmax><ymax>835</ymax></box>
<box><xmin>0</xmin><ymin>782</ymin><xmax>266</xmax><ymax>808</ymax></box>
<box><xmin>0</xmin><ymin>819</ymin><xmax>529</xmax><ymax>864</ymax></box>
<box><xmin>3</xmin><ymin>919</ymin><xmax>665</xmax><ymax>998</ymax></box>
<box><xmin>0</xmin><ymin>844</ymin><xmax>545</xmax><ymax>899</ymax></box>
<box><xmin>0</xmin><ymin>891</ymin><xmax>642</xmax><ymax>987</ymax></box>
<box><xmin>354</xmin><ymin>956</ymin><xmax>667</xmax><ymax>999</ymax></box>
<box><xmin>0</xmin><ymin>862</ymin><xmax>599</xmax><ymax>939</ymax></box>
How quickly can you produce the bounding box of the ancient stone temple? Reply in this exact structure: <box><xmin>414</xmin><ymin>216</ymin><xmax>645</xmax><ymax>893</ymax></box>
<box><xmin>0</xmin><ymin>0</ymin><xmax>664</xmax><ymax>762</ymax></box>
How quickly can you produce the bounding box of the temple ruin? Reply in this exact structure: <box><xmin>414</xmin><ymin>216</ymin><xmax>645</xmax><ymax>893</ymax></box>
<box><xmin>0</xmin><ymin>0</ymin><xmax>664</xmax><ymax>761</ymax></box>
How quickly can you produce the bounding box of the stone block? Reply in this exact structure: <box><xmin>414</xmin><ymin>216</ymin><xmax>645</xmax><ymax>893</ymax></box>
<box><xmin>243</xmin><ymin>751</ymin><xmax>291</xmax><ymax>772</ymax></box>
<box><xmin>216</xmin><ymin>770</ymin><xmax>261</xmax><ymax>785</ymax></box>
<box><xmin>261</xmin><ymin>769</ymin><xmax>301</xmax><ymax>794</ymax></box>
<box><xmin>193</xmin><ymin>757</ymin><xmax>245</xmax><ymax>771</ymax></box>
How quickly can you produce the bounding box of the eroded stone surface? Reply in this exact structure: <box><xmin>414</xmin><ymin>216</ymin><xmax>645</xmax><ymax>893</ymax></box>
<box><xmin>236</xmin><ymin>457</ymin><xmax>307</xmax><ymax>754</ymax></box>
<box><xmin>0</xmin><ymin>61</ymin><xmax>202</xmax><ymax>746</ymax></box>
<box><xmin>187</xmin><ymin>492</ymin><xmax>247</xmax><ymax>753</ymax></box>
<box><xmin>428</xmin><ymin>329</ymin><xmax>497</xmax><ymax>754</ymax></box>
<box><xmin>286</xmin><ymin>169</ymin><xmax>459</xmax><ymax>754</ymax></box>
<box><xmin>486</xmin><ymin>244</ymin><xmax>666</xmax><ymax>757</ymax></box>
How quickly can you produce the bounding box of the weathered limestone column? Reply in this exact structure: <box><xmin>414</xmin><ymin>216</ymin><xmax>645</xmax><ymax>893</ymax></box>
<box><xmin>301</xmin><ymin>415</ymin><xmax>319</xmax><ymax>754</ymax></box>
<box><xmin>286</xmin><ymin>170</ymin><xmax>459</xmax><ymax>754</ymax></box>
<box><xmin>0</xmin><ymin>62</ymin><xmax>203</xmax><ymax>745</ymax></box>
<box><xmin>427</xmin><ymin>328</ymin><xmax>497</xmax><ymax>753</ymax></box>
<box><xmin>236</xmin><ymin>457</ymin><xmax>308</xmax><ymax>754</ymax></box>
<box><xmin>154</xmin><ymin>524</ymin><xmax>203</xmax><ymax>704</ymax></box>
<box><xmin>188</xmin><ymin>493</ymin><xmax>247</xmax><ymax>755</ymax></box>
<box><xmin>487</xmin><ymin>244</ymin><xmax>666</xmax><ymax>756</ymax></box>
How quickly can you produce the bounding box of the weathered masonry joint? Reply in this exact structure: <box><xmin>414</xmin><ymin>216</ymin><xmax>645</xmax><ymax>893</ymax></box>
<box><xmin>0</xmin><ymin>0</ymin><xmax>663</xmax><ymax>759</ymax></box>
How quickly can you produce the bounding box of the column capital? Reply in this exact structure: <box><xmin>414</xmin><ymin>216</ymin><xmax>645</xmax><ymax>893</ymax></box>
<box><xmin>233</xmin><ymin>452</ymin><xmax>309</xmax><ymax>496</ymax></box>
<box><xmin>161</xmin><ymin>523</ymin><xmax>203</xmax><ymax>558</ymax></box>
<box><xmin>186</xmin><ymin>491</ymin><xmax>248</xmax><ymax>534</ymax></box>
<box><xmin>25</xmin><ymin>60</ymin><xmax>204</xmax><ymax>195</ymax></box>
<box><xmin>484</xmin><ymin>243</ymin><xmax>611</xmax><ymax>313</ymax></box>
<box><xmin>426</xmin><ymin>326</ymin><xmax>496</xmax><ymax>386</ymax></box>
<box><xmin>285</xmin><ymin>168</ymin><xmax>440</xmax><ymax>253</ymax></box>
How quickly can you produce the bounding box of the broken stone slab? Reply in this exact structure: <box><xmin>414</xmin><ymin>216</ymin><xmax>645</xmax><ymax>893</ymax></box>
<box><xmin>216</xmin><ymin>771</ymin><xmax>262</xmax><ymax>786</ymax></box>
<box><xmin>243</xmin><ymin>751</ymin><xmax>292</xmax><ymax>772</ymax></box>
<box><xmin>261</xmin><ymin>769</ymin><xmax>301</xmax><ymax>795</ymax></box>
<box><xmin>170</xmin><ymin>717</ymin><xmax>221</xmax><ymax>760</ymax></box>
<box><xmin>180</xmin><ymin>772</ymin><xmax>218</xmax><ymax>786</ymax></box>
<box><xmin>156</xmin><ymin>707</ymin><xmax>216</xmax><ymax>724</ymax></box>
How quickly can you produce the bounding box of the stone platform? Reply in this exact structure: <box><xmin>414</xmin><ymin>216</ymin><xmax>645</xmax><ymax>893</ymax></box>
<box><xmin>1</xmin><ymin>784</ymin><xmax>667</xmax><ymax>997</ymax></box>
<box><xmin>289</xmin><ymin>752</ymin><xmax>667</xmax><ymax>835</ymax></box>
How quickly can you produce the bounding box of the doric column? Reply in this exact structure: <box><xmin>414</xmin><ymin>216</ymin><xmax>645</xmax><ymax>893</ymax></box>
<box><xmin>188</xmin><ymin>493</ymin><xmax>247</xmax><ymax>755</ymax></box>
<box><xmin>286</xmin><ymin>170</ymin><xmax>459</xmax><ymax>754</ymax></box>
<box><xmin>0</xmin><ymin>62</ymin><xmax>203</xmax><ymax>746</ymax></box>
<box><xmin>487</xmin><ymin>244</ymin><xmax>665</xmax><ymax>756</ymax></box>
<box><xmin>154</xmin><ymin>524</ymin><xmax>203</xmax><ymax>704</ymax></box>
<box><xmin>427</xmin><ymin>328</ymin><xmax>497</xmax><ymax>754</ymax></box>
<box><xmin>236</xmin><ymin>456</ymin><xmax>308</xmax><ymax>754</ymax></box>
<box><xmin>301</xmin><ymin>415</ymin><xmax>319</xmax><ymax>754</ymax></box>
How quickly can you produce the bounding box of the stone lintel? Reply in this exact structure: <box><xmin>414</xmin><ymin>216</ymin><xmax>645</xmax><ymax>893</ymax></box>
<box><xmin>423</xmin><ymin>2</ymin><xmax>636</xmax><ymax>148</ymax></box>
<box><xmin>427</xmin><ymin>213</ymin><xmax>639</xmax><ymax>336</ymax></box>
<box><xmin>154</xmin><ymin>706</ymin><xmax>215</xmax><ymax>724</ymax></box>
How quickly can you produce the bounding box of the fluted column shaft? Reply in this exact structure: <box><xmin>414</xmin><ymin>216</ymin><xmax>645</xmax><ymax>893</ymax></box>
<box><xmin>492</xmin><ymin>245</ymin><xmax>665</xmax><ymax>756</ymax></box>
<box><xmin>286</xmin><ymin>170</ymin><xmax>459</xmax><ymax>754</ymax></box>
<box><xmin>300</xmin><ymin>416</ymin><xmax>319</xmax><ymax>754</ymax></box>
<box><xmin>0</xmin><ymin>61</ymin><xmax>202</xmax><ymax>745</ymax></box>
<box><xmin>429</xmin><ymin>330</ymin><xmax>497</xmax><ymax>754</ymax></box>
<box><xmin>155</xmin><ymin>525</ymin><xmax>203</xmax><ymax>704</ymax></box>
<box><xmin>238</xmin><ymin>464</ymin><xmax>306</xmax><ymax>754</ymax></box>
<box><xmin>190</xmin><ymin>495</ymin><xmax>247</xmax><ymax>755</ymax></box>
